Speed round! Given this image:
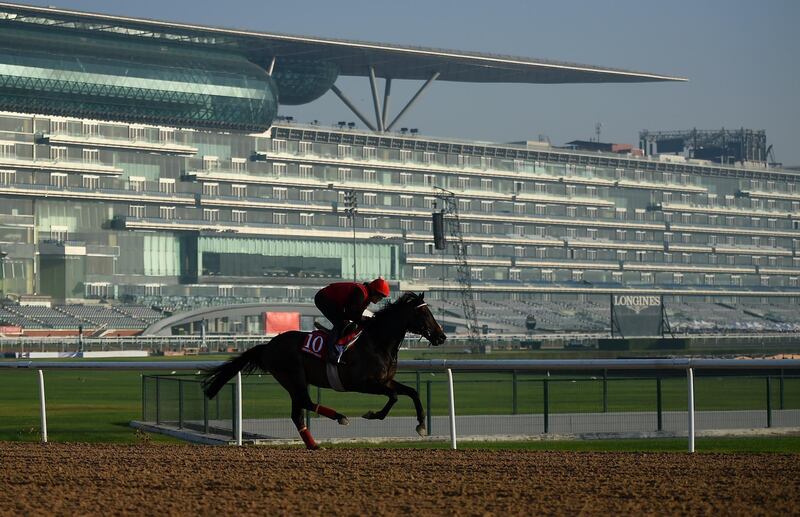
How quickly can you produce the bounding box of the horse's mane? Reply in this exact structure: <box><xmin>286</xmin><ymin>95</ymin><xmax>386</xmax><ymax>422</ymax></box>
<box><xmin>371</xmin><ymin>292</ymin><xmax>420</xmax><ymax>321</ymax></box>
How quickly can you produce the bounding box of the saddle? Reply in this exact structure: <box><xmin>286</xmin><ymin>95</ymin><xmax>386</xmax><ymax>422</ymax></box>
<box><xmin>300</xmin><ymin>324</ymin><xmax>362</xmax><ymax>360</ymax></box>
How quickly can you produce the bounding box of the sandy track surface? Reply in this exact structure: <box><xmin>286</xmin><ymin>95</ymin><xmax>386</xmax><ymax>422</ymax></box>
<box><xmin>1</xmin><ymin>443</ymin><xmax>798</xmax><ymax>516</ymax></box>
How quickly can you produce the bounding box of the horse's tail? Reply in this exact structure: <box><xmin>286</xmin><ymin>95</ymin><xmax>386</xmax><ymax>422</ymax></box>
<box><xmin>202</xmin><ymin>344</ymin><xmax>266</xmax><ymax>399</ymax></box>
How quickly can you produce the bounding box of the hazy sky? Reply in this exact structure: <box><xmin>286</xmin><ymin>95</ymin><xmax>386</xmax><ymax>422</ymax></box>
<box><xmin>20</xmin><ymin>0</ymin><xmax>800</xmax><ymax>165</ymax></box>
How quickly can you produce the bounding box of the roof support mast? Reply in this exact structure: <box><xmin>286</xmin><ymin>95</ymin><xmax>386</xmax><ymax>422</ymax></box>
<box><xmin>332</xmin><ymin>71</ymin><xmax>440</xmax><ymax>133</ymax></box>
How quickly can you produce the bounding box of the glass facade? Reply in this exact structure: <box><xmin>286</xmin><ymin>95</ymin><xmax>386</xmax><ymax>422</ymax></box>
<box><xmin>0</xmin><ymin>25</ymin><xmax>277</xmax><ymax>131</ymax></box>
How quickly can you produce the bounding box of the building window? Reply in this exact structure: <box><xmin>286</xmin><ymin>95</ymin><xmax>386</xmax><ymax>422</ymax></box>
<box><xmin>587</xmin><ymin>228</ymin><xmax>598</xmax><ymax>240</ymax></box>
<box><xmin>337</xmin><ymin>145</ymin><xmax>352</xmax><ymax>158</ymax></box>
<box><xmin>572</xmin><ymin>270</ymin><xmax>583</xmax><ymax>282</ymax></box>
<box><xmin>202</xmin><ymin>182</ymin><xmax>219</xmax><ymax>196</ymax></box>
<box><xmin>159</xmin><ymin>206</ymin><xmax>175</xmax><ymax>220</ymax></box>
<box><xmin>298</xmin><ymin>141</ymin><xmax>313</xmax><ymax>154</ymax></box>
<box><xmin>272</xmin><ymin>139</ymin><xmax>287</xmax><ymax>153</ymax></box>
<box><xmin>509</xmin><ymin>269</ymin><xmax>521</xmax><ymax>281</ymax></box>
<box><xmin>231</xmin><ymin>184</ymin><xmax>247</xmax><ymax>198</ymax></box>
<box><xmin>403</xmin><ymin>242</ymin><xmax>414</xmax><ymax>254</ymax></box>
<box><xmin>200</xmin><ymin>156</ymin><xmax>218</xmax><ymax>171</ymax></box>
<box><xmin>471</xmin><ymin>268</ymin><xmax>483</xmax><ymax>281</ymax></box>
<box><xmin>82</xmin><ymin>175</ymin><xmax>99</xmax><ymax>190</ymax></box>
<box><xmin>159</xmin><ymin>178</ymin><xmax>176</xmax><ymax>194</ymax></box>
<box><xmin>299</xmin><ymin>189</ymin><xmax>314</xmax><ymax>202</ymax></box>
<box><xmin>586</xmin><ymin>186</ymin><xmax>597</xmax><ymax>198</ymax></box>
<box><xmin>481</xmin><ymin>244</ymin><xmax>494</xmax><ymax>257</ymax></box>
<box><xmin>514</xmin><ymin>203</ymin><xmax>526</xmax><ymax>215</ymax></box>
<box><xmin>458</xmin><ymin>177</ymin><xmax>470</xmax><ymax>190</ymax></box>
<box><xmin>50</xmin><ymin>146</ymin><xmax>68</xmax><ymax>161</ymax></box>
<box><xmin>399</xmin><ymin>150</ymin><xmax>412</xmax><ymax>162</ymax></box>
<box><xmin>272</xmin><ymin>162</ymin><xmax>287</xmax><ymax>176</ymax></box>
<box><xmin>760</xmin><ymin>276</ymin><xmax>770</xmax><ymax>287</ymax></box>
<box><xmin>673</xmin><ymin>273</ymin><xmax>684</xmax><ymax>285</ymax></box>
<box><xmin>203</xmin><ymin>209</ymin><xmax>219</xmax><ymax>222</ymax></box>
<box><xmin>400</xmin><ymin>219</ymin><xmax>413</xmax><ymax>231</ymax></box>
<box><xmin>481</xmin><ymin>178</ymin><xmax>493</xmax><ymax>191</ymax></box>
<box><xmin>0</xmin><ymin>170</ymin><xmax>16</xmax><ymax>184</ymax></box>
<box><xmin>514</xmin><ymin>225</ymin><xmax>525</xmax><ymax>237</ymax></box>
<box><xmin>423</xmin><ymin>151</ymin><xmax>435</xmax><ymax>164</ymax></box>
<box><xmin>400</xmin><ymin>195</ymin><xmax>414</xmax><ymax>208</ymax></box>
<box><xmin>541</xmin><ymin>270</ymin><xmax>553</xmax><ymax>282</ymax></box>
<box><xmin>338</xmin><ymin>167</ymin><xmax>352</xmax><ymax>182</ymax></box>
<box><xmin>232</xmin><ymin>210</ymin><xmax>247</xmax><ymax>223</ymax></box>
<box><xmin>364</xmin><ymin>217</ymin><xmax>378</xmax><ymax>229</ymax></box>
<box><xmin>129</xmin><ymin>205</ymin><xmax>145</xmax><ymax>218</ymax></box>
<box><xmin>50</xmin><ymin>119</ymin><xmax>68</xmax><ymax>134</ymax></box>
<box><xmin>158</xmin><ymin>128</ymin><xmax>174</xmax><ymax>143</ymax></box>
<box><xmin>617</xmin><ymin>250</ymin><xmax>627</xmax><ymax>261</ymax></box>
<box><xmin>413</xmin><ymin>266</ymin><xmax>426</xmax><ymax>279</ymax></box>
<box><xmin>641</xmin><ymin>272</ymin><xmax>654</xmax><ymax>284</ymax></box>
<box><xmin>363</xmin><ymin>193</ymin><xmax>377</xmax><ymax>206</ymax></box>
<box><xmin>50</xmin><ymin>172</ymin><xmax>67</xmax><ymax>188</ymax></box>
<box><xmin>514</xmin><ymin>246</ymin><xmax>525</xmax><ymax>258</ymax></box>
<box><xmin>460</xmin><ymin>222</ymin><xmax>471</xmax><ymax>234</ymax></box>
<box><xmin>536</xmin><ymin>248</ymin><xmax>547</xmax><ymax>259</ymax></box>
<box><xmin>129</xmin><ymin>126</ymin><xmax>147</xmax><ymax>141</ymax></box>
<box><xmin>339</xmin><ymin>216</ymin><xmax>350</xmax><ymax>228</ymax></box>
<box><xmin>400</xmin><ymin>172</ymin><xmax>413</xmax><ymax>185</ymax></box>
<box><xmin>363</xmin><ymin>147</ymin><xmax>376</xmax><ymax>160</ymax></box>
<box><xmin>458</xmin><ymin>199</ymin><xmax>471</xmax><ymax>212</ymax></box>
<box><xmin>566</xmin><ymin>206</ymin><xmax>577</xmax><ymax>218</ymax></box>
<box><xmin>566</xmin><ymin>228</ymin><xmax>577</xmax><ymax>239</ymax></box>
<box><xmin>587</xmin><ymin>250</ymin><xmax>597</xmax><ymax>260</ymax></box>
<box><xmin>481</xmin><ymin>223</ymin><xmax>494</xmax><ymax>234</ymax></box>
<box><xmin>300</xmin><ymin>213</ymin><xmax>314</xmax><ymax>226</ymax></box>
<box><xmin>82</xmin><ymin>148</ymin><xmax>99</xmax><ymax>163</ymax></box>
<box><xmin>232</xmin><ymin>158</ymin><xmax>246</xmax><ymax>173</ymax></box>
<box><xmin>363</xmin><ymin>169</ymin><xmax>376</xmax><ymax>182</ymax></box>
<box><xmin>299</xmin><ymin>164</ymin><xmax>313</xmax><ymax>179</ymax></box>
<box><xmin>272</xmin><ymin>187</ymin><xmax>287</xmax><ymax>200</ymax></box>
<box><xmin>273</xmin><ymin>212</ymin><xmax>287</xmax><ymax>225</ymax></box>
<box><xmin>424</xmin><ymin>197</ymin><xmax>436</xmax><ymax>209</ymax></box>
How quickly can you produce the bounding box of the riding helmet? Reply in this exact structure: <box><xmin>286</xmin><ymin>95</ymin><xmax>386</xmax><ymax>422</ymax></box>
<box><xmin>368</xmin><ymin>277</ymin><xmax>390</xmax><ymax>297</ymax></box>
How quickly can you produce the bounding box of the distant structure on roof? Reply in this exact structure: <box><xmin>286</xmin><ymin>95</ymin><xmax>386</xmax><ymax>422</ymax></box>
<box><xmin>563</xmin><ymin>140</ymin><xmax>644</xmax><ymax>156</ymax></box>
<box><xmin>639</xmin><ymin>128</ymin><xmax>772</xmax><ymax>166</ymax></box>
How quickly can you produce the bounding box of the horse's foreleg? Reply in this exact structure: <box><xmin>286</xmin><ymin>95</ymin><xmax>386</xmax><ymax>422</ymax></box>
<box><xmin>392</xmin><ymin>381</ymin><xmax>427</xmax><ymax>437</ymax></box>
<box><xmin>362</xmin><ymin>389</ymin><xmax>398</xmax><ymax>421</ymax></box>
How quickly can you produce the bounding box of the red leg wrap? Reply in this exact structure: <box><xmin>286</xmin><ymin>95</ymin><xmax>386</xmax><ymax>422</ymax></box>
<box><xmin>315</xmin><ymin>404</ymin><xmax>337</xmax><ymax>420</ymax></box>
<box><xmin>298</xmin><ymin>426</ymin><xmax>318</xmax><ymax>449</ymax></box>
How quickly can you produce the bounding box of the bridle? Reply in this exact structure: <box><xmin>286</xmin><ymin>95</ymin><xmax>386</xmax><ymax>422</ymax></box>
<box><xmin>409</xmin><ymin>301</ymin><xmax>441</xmax><ymax>344</ymax></box>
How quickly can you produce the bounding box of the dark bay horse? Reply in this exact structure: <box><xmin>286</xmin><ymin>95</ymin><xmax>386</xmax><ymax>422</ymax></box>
<box><xmin>202</xmin><ymin>292</ymin><xmax>446</xmax><ymax>449</ymax></box>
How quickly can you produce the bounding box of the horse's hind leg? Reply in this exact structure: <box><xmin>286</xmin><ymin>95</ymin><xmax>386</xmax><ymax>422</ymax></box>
<box><xmin>273</xmin><ymin>373</ymin><xmax>348</xmax><ymax>450</ymax></box>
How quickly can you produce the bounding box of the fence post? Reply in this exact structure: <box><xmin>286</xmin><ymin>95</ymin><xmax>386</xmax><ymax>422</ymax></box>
<box><xmin>687</xmin><ymin>368</ymin><xmax>695</xmax><ymax>453</ymax></box>
<box><xmin>178</xmin><ymin>379</ymin><xmax>184</xmax><ymax>429</ymax></box>
<box><xmin>426</xmin><ymin>379</ymin><xmax>432</xmax><ymax>435</ymax></box>
<box><xmin>203</xmin><ymin>389</ymin><xmax>209</xmax><ymax>434</ymax></box>
<box><xmin>155</xmin><ymin>376</ymin><xmax>161</xmax><ymax>425</ymax></box>
<box><xmin>766</xmin><ymin>376</ymin><xmax>772</xmax><ymax>428</ymax></box>
<box><xmin>543</xmin><ymin>378</ymin><xmax>550</xmax><ymax>434</ymax></box>
<box><xmin>512</xmin><ymin>370</ymin><xmax>518</xmax><ymax>415</ymax></box>
<box><xmin>446</xmin><ymin>369</ymin><xmax>457</xmax><ymax>450</ymax></box>
<box><xmin>656</xmin><ymin>377</ymin><xmax>663</xmax><ymax>432</ymax></box>
<box><xmin>38</xmin><ymin>369</ymin><xmax>47</xmax><ymax>443</ymax></box>
<box><xmin>234</xmin><ymin>371</ymin><xmax>242</xmax><ymax>446</ymax></box>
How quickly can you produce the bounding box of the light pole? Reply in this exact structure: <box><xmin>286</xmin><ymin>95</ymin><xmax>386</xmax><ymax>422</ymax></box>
<box><xmin>344</xmin><ymin>190</ymin><xmax>358</xmax><ymax>281</ymax></box>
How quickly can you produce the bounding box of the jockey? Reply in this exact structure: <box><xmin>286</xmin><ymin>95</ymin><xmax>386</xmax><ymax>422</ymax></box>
<box><xmin>314</xmin><ymin>277</ymin><xmax>390</xmax><ymax>363</ymax></box>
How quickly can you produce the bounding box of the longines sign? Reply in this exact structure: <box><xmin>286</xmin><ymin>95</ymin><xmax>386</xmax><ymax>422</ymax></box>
<box><xmin>613</xmin><ymin>295</ymin><xmax>661</xmax><ymax>314</ymax></box>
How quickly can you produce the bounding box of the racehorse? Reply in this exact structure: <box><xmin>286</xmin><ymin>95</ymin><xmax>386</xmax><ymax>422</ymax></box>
<box><xmin>202</xmin><ymin>292</ymin><xmax>447</xmax><ymax>449</ymax></box>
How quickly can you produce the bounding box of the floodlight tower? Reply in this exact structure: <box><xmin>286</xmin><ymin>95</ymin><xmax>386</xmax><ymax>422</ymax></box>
<box><xmin>344</xmin><ymin>190</ymin><xmax>358</xmax><ymax>281</ymax></box>
<box><xmin>433</xmin><ymin>187</ymin><xmax>483</xmax><ymax>350</ymax></box>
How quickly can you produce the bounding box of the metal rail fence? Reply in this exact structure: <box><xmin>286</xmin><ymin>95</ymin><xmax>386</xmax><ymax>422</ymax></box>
<box><xmin>3</xmin><ymin>359</ymin><xmax>800</xmax><ymax>451</ymax></box>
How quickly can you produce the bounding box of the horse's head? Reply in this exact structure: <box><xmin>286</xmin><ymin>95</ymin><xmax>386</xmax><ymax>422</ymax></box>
<box><xmin>400</xmin><ymin>292</ymin><xmax>447</xmax><ymax>346</ymax></box>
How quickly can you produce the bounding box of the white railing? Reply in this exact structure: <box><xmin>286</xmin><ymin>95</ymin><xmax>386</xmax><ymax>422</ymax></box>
<box><xmin>2</xmin><ymin>358</ymin><xmax>799</xmax><ymax>452</ymax></box>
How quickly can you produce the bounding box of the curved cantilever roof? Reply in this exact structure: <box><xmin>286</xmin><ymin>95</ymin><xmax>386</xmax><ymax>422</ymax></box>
<box><xmin>0</xmin><ymin>2</ymin><xmax>687</xmax><ymax>84</ymax></box>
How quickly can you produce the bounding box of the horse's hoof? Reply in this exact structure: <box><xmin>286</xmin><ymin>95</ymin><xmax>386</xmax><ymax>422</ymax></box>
<box><xmin>416</xmin><ymin>424</ymin><xmax>427</xmax><ymax>437</ymax></box>
<box><xmin>362</xmin><ymin>411</ymin><xmax>376</xmax><ymax>420</ymax></box>
<box><xmin>338</xmin><ymin>416</ymin><xmax>349</xmax><ymax>426</ymax></box>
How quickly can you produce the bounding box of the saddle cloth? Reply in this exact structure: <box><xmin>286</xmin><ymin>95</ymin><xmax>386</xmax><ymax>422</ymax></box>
<box><xmin>299</xmin><ymin>328</ymin><xmax>362</xmax><ymax>360</ymax></box>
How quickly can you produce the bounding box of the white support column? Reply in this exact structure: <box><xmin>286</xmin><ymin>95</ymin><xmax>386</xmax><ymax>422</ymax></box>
<box><xmin>368</xmin><ymin>66</ymin><xmax>384</xmax><ymax>132</ymax></box>
<box><xmin>446</xmin><ymin>368</ymin><xmax>457</xmax><ymax>450</ymax></box>
<box><xmin>235</xmin><ymin>371</ymin><xmax>243</xmax><ymax>446</ymax></box>
<box><xmin>687</xmin><ymin>367</ymin><xmax>695</xmax><ymax>453</ymax></box>
<box><xmin>38</xmin><ymin>369</ymin><xmax>47</xmax><ymax>443</ymax></box>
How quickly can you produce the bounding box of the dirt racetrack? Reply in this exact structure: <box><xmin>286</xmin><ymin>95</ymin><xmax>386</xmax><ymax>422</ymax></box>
<box><xmin>1</xmin><ymin>443</ymin><xmax>799</xmax><ymax>516</ymax></box>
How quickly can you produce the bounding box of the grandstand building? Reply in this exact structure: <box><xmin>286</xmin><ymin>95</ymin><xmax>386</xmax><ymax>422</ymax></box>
<box><xmin>0</xmin><ymin>3</ymin><xmax>797</xmax><ymax>335</ymax></box>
